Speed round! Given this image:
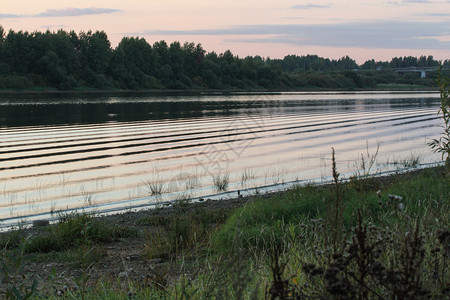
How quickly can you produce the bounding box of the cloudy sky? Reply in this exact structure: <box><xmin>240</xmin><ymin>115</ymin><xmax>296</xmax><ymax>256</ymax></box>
<box><xmin>1</xmin><ymin>0</ymin><xmax>450</xmax><ymax>63</ymax></box>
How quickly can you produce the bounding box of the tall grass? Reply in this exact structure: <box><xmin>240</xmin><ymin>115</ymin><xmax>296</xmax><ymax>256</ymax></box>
<box><xmin>240</xmin><ymin>168</ymin><xmax>257</xmax><ymax>187</ymax></box>
<box><xmin>143</xmin><ymin>178</ymin><xmax>166</xmax><ymax>196</ymax></box>
<box><xmin>212</xmin><ymin>173</ymin><xmax>230</xmax><ymax>192</ymax></box>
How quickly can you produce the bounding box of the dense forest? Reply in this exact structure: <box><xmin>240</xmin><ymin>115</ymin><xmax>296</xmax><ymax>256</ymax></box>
<box><xmin>0</xmin><ymin>26</ymin><xmax>449</xmax><ymax>91</ymax></box>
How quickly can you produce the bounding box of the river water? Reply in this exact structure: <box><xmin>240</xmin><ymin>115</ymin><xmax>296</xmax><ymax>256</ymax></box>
<box><xmin>0</xmin><ymin>91</ymin><xmax>444</xmax><ymax>227</ymax></box>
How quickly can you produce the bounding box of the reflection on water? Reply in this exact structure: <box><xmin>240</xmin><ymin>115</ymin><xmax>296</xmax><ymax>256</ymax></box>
<box><xmin>0</xmin><ymin>91</ymin><xmax>439</xmax><ymax>127</ymax></box>
<box><xmin>0</xmin><ymin>91</ymin><xmax>443</xmax><ymax>227</ymax></box>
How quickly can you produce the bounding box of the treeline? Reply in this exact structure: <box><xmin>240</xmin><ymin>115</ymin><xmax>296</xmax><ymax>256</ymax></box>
<box><xmin>361</xmin><ymin>56</ymin><xmax>442</xmax><ymax>70</ymax></box>
<box><xmin>0</xmin><ymin>26</ymin><xmax>448</xmax><ymax>90</ymax></box>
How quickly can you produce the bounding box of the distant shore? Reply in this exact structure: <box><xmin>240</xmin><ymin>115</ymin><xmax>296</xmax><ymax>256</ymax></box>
<box><xmin>0</xmin><ymin>85</ymin><xmax>439</xmax><ymax>95</ymax></box>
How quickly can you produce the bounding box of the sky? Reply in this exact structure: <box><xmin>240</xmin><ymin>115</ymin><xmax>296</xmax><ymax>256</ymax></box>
<box><xmin>1</xmin><ymin>0</ymin><xmax>450</xmax><ymax>63</ymax></box>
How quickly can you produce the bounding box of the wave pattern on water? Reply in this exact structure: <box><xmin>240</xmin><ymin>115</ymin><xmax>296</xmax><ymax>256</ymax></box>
<box><xmin>0</xmin><ymin>92</ymin><xmax>443</xmax><ymax>226</ymax></box>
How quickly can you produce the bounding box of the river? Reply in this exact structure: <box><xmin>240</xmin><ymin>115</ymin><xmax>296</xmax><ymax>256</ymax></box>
<box><xmin>0</xmin><ymin>91</ymin><xmax>443</xmax><ymax>227</ymax></box>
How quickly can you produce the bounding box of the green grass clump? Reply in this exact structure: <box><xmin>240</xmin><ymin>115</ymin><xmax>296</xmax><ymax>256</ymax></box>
<box><xmin>213</xmin><ymin>184</ymin><xmax>328</xmax><ymax>252</ymax></box>
<box><xmin>213</xmin><ymin>173</ymin><xmax>230</xmax><ymax>191</ymax></box>
<box><xmin>23</xmin><ymin>213</ymin><xmax>138</xmax><ymax>253</ymax></box>
<box><xmin>141</xmin><ymin>208</ymin><xmax>232</xmax><ymax>259</ymax></box>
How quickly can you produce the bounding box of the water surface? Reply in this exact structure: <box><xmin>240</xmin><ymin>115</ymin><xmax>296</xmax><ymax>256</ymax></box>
<box><xmin>0</xmin><ymin>91</ymin><xmax>443</xmax><ymax>227</ymax></box>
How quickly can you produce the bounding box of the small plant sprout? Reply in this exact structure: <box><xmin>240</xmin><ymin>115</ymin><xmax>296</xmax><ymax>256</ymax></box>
<box><xmin>240</xmin><ymin>168</ymin><xmax>257</xmax><ymax>187</ymax></box>
<box><xmin>401</xmin><ymin>153</ymin><xmax>421</xmax><ymax>168</ymax></box>
<box><xmin>184</xmin><ymin>173</ymin><xmax>199</xmax><ymax>191</ymax></box>
<box><xmin>263</xmin><ymin>167</ymin><xmax>286</xmax><ymax>185</ymax></box>
<box><xmin>143</xmin><ymin>176</ymin><xmax>166</xmax><ymax>196</ymax></box>
<box><xmin>386</xmin><ymin>153</ymin><xmax>422</xmax><ymax>169</ymax></box>
<box><xmin>354</xmin><ymin>140</ymin><xmax>380</xmax><ymax>177</ymax></box>
<box><xmin>80</xmin><ymin>185</ymin><xmax>96</xmax><ymax>206</ymax></box>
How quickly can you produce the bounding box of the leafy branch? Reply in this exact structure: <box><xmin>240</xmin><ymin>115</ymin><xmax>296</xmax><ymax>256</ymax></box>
<box><xmin>428</xmin><ymin>68</ymin><xmax>450</xmax><ymax>165</ymax></box>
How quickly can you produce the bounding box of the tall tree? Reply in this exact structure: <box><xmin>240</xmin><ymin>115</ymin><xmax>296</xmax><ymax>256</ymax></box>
<box><xmin>169</xmin><ymin>41</ymin><xmax>185</xmax><ymax>84</ymax></box>
<box><xmin>78</xmin><ymin>30</ymin><xmax>111</xmax><ymax>74</ymax></box>
<box><xmin>76</xmin><ymin>30</ymin><xmax>112</xmax><ymax>87</ymax></box>
<box><xmin>361</xmin><ymin>59</ymin><xmax>376</xmax><ymax>69</ymax></box>
<box><xmin>182</xmin><ymin>42</ymin><xmax>205</xmax><ymax>78</ymax></box>
<box><xmin>336</xmin><ymin>56</ymin><xmax>358</xmax><ymax>70</ymax></box>
<box><xmin>0</xmin><ymin>26</ymin><xmax>7</xmax><ymax>75</ymax></box>
<box><xmin>112</xmin><ymin>36</ymin><xmax>158</xmax><ymax>89</ymax></box>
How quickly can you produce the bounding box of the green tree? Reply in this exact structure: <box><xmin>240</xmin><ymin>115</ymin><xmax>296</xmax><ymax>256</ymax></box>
<box><xmin>218</xmin><ymin>50</ymin><xmax>242</xmax><ymax>87</ymax></box>
<box><xmin>3</xmin><ymin>30</ymin><xmax>35</xmax><ymax>74</ymax></box>
<box><xmin>111</xmin><ymin>36</ymin><xmax>156</xmax><ymax>89</ymax></box>
<box><xmin>201</xmin><ymin>52</ymin><xmax>222</xmax><ymax>88</ymax></box>
<box><xmin>152</xmin><ymin>40</ymin><xmax>172</xmax><ymax>87</ymax></box>
<box><xmin>182</xmin><ymin>42</ymin><xmax>205</xmax><ymax>78</ymax></box>
<box><xmin>0</xmin><ymin>27</ymin><xmax>443</xmax><ymax>90</ymax></box>
<box><xmin>0</xmin><ymin>25</ymin><xmax>8</xmax><ymax>75</ymax></box>
<box><xmin>28</xmin><ymin>29</ymin><xmax>82</xmax><ymax>89</ymax></box>
<box><xmin>77</xmin><ymin>30</ymin><xmax>112</xmax><ymax>87</ymax></box>
<box><xmin>0</xmin><ymin>25</ymin><xmax>4</xmax><ymax>42</ymax></box>
<box><xmin>336</xmin><ymin>55</ymin><xmax>358</xmax><ymax>70</ymax></box>
<box><xmin>241</xmin><ymin>56</ymin><xmax>262</xmax><ymax>81</ymax></box>
<box><xmin>361</xmin><ymin>59</ymin><xmax>376</xmax><ymax>70</ymax></box>
<box><xmin>427</xmin><ymin>55</ymin><xmax>439</xmax><ymax>67</ymax></box>
<box><xmin>418</xmin><ymin>55</ymin><xmax>427</xmax><ymax>67</ymax></box>
<box><xmin>168</xmin><ymin>41</ymin><xmax>186</xmax><ymax>87</ymax></box>
<box><xmin>36</xmin><ymin>50</ymin><xmax>65</xmax><ymax>86</ymax></box>
<box><xmin>78</xmin><ymin>30</ymin><xmax>111</xmax><ymax>73</ymax></box>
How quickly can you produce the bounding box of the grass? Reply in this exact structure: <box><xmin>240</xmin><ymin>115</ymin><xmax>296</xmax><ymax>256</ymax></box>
<box><xmin>212</xmin><ymin>173</ymin><xmax>230</xmax><ymax>191</ymax></box>
<box><xmin>215</xmin><ymin>167</ymin><xmax>448</xmax><ymax>253</ymax></box>
<box><xmin>138</xmin><ymin>207</ymin><xmax>232</xmax><ymax>260</ymax></box>
<box><xmin>263</xmin><ymin>167</ymin><xmax>287</xmax><ymax>185</ymax></box>
<box><xmin>0</xmin><ymin>225</ymin><xmax>24</xmax><ymax>250</ymax></box>
<box><xmin>184</xmin><ymin>173</ymin><xmax>200</xmax><ymax>191</ymax></box>
<box><xmin>0</xmin><ymin>166</ymin><xmax>448</xmax><ymax>299</ymax></box>
<box><xmin>213</xmin><ymin>165</ymin><xmax>449</xmax><ymax>299</ymax></box>
<box><xmin>240</xmin><ymin>168</ymin><xmax>257</xmax><ymax>187</ymax></box>
<box><xmin>143</xmin><ymin>178</ymin><xmax>166</xmax><ymax>196</ymax></box>
<box><xmin>0</xmin><ymin>213</ymin><xmax>140</xmax><ymax>298</ymax></box>
<box><xmin>385</xmin><ymin>153</ymin><xmax>422</xmax><ymax>169</ymax></box>
<box><xmin>22</xmin><ymin>213</ymin><xmax>138</xmax><ymax>253</ymax></box>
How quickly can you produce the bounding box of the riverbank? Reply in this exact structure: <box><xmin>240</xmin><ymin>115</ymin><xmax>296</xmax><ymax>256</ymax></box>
<box><xmin>1</xmin><ymin>165</ymin><xmax>448</xmax><ymax>298</ymax></box>
<box><xmin>0</xmin><ymin>84</ymin><xmax>438</xmax><ymax>95</ymax></box>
